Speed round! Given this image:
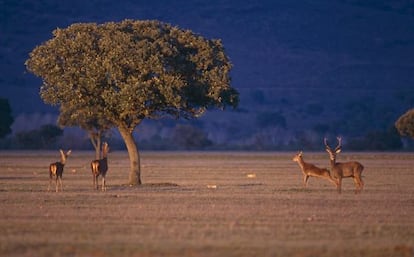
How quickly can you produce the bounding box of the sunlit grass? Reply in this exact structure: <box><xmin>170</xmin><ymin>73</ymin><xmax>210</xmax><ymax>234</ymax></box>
<box><xmin>0</xmin><ymin>151</ymin><xmax>413</xmax><ymax>257</ymax></box>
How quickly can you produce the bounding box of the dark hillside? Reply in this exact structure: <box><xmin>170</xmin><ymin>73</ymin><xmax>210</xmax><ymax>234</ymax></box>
<box><xmin>1</xmin><ymin>0</ymin><xmax>414</xmax><ymax>149</ymax></box>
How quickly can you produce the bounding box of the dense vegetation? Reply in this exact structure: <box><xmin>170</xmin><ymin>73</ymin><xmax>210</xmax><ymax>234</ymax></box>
<box><xmin>0</xmin><ymin>98</ymin><xmax>13</xmax><ymax>139</ymax></box>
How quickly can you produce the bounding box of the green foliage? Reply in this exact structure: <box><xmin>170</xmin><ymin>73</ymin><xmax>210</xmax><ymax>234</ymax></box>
<box><xmin>0</xmin><ymin>98</ymin><xmax>14</xmax><ymax>138</ymax></box>
<box><xmin>25</xmin><ymin>20</ymin><xmax>239</xmax><ymax>133</ymax></box>
<box><xmin>15</xmin><ymin>124</ymin><xmax>63</xmax><ymax>149</ymax></box>
<box><xmin>395</xmin><ymin>108</ymin><xmax>414</xmax><ymax>139</ymax></box>
<box><xmin>256</xmin><ymin>111</ymin><xmax>287</xmax><ymax>129</ymax></box>
<box><xmin>347</xmin><ymin>126</ymin><xmax>402</xmax><ymax>151</ymax></box>
<box><xmin>171</xmin><ymin>124</ymin><xmax>212</xmax><ymax>149</ymax></box>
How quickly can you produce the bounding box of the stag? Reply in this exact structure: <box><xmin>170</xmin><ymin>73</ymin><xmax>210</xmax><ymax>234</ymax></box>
<box><xmin>292</xmin><ymin>151</ymin><xmax>338</xmax><ymax>188</ymax></box>
<box><xmin>324</xmin><ymin>137</ymin><xmax>364</xmax><ymax>193</ymax></box>
<box><xmin>91</xmin><ymin>142</ymin><xmax>109</xmax><ymax>191</ymax></box>
<box><xmin>48</xmin><ymin>149</ymin><xmax>72</xmax><ymax>192</ymax></box>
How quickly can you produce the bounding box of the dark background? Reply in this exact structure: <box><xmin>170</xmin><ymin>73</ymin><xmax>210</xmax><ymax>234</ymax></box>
<box><xmin>1</xmin><ymin>0</ymin><xmax>414</xmax><ymax>150</ymax></box>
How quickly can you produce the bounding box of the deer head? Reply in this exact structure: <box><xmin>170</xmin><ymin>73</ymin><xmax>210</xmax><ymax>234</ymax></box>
<box><xmin>324</xmin><ymin>137</ymin><xmax>341</xmax><ymax>162</ymax></box>
<box><xmin>292</xmin><ymin>151</ymin><xmax>303</xmax><ymax>162</ymax></box>
<box><xmin>59</xmin><ymin>149</ymin><xmax>72</xmax><ymax>164</ymax></box>
<box><xmin>102</xmin><ymin>142</ymin><xmax>109</xmax><ymax>158</ymax></box>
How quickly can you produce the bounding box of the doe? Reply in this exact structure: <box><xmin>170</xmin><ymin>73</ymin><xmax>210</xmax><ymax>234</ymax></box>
<box><xmin>292</xmin><ymin>151</ymin><xmax>338</xmax><ymax>188</ymax></box>
<box><xmin>48</xmin><ymin>149</ymin><xmax>72</xmax><ymax>192</ymax></box>
<box><xmin>91</xmin><ymin>142</ymin><xmax>109</xmax><ymax>191</ymax></box>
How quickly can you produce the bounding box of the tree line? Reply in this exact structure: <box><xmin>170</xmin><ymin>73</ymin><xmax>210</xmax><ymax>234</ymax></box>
<box><xmin>0</xmin><ymin>19</ymin><xmax>413</xmax><ymax>185</ymax></box>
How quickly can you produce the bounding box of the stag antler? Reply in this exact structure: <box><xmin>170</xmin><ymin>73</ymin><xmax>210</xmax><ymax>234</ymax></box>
<box><xmin>335</xmin><ymin>137</ymin><xmax>342</xmax><ymax>152</ymax></box>
<box><xmin>324</xmin><ymin>137</ymin><xmax>331</xmax><ymax>150</ymax></box>
<box><xmin>324</xmin><ymin>137</ymin><xmax>342</xmax><ymax>152</ymax></box>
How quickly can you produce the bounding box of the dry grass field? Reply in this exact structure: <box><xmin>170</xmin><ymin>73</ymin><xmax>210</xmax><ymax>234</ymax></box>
<box><xmin>0</xmin><ymin>151</ymin><xmax>413</xmax><ymax>257</ymax></box>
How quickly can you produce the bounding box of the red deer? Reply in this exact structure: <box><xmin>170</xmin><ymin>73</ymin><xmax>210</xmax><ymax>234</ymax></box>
<box><xmin>91</xmin><ymin>142</ymin><xmax>109</xmax><ymax>191</ymax></box>
<box><xmin>48</xmin><ymin>149</ymin><xmax>71</xmax><ymax>192</ymax></box>
<box><xmin>292</xmin><ymin>151</ymin><xmax>338</xmax><ymax>188</ymax></box>
<box><xmin>324</xmin><ymin>137</ymin><xmax>364</xmax><ymax>194</ymax></box>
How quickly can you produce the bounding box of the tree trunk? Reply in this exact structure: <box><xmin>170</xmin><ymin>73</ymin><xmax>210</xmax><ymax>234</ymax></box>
<box><xmin>89</xmin><ymin>131</ymin><xmax>101</xmax><ymax>160</ymax></box>
<box><xmin>117</xmin><ymin>125</ymin><xmax>142</xmax><ymax>185</ymax></box>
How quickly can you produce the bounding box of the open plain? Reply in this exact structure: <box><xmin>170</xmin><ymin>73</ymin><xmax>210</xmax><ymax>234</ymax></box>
<box><xmin>0</xmin><ymin>151</ymin><xmax>413</xmax><ymax>257</ymax></box>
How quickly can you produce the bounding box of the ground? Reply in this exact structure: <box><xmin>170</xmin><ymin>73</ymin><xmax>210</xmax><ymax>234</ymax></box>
<box><xmin>0</xmin><ymin>151</ymin><xmax>413</xmax><ymax>257</ymax></box>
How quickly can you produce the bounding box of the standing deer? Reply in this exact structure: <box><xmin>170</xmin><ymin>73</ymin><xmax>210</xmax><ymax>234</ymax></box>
<box><xmin>91</xmin><ymin>142</ymin><xmax>109</xmax><ymax>191</ymax></box>
<box><xmin>324</xmin><ymin>137</ymin><xmax>364</xmax><ymax>194</ymax></box>
<box><xmin>292</xmin><ymin>151</ymin><xmax>338</xmax><ymax>188</ymax></box>
<box><xmin>48</xmin><ymin>149</ymin><xmax>72</xmax><ymax>192</ymax></box>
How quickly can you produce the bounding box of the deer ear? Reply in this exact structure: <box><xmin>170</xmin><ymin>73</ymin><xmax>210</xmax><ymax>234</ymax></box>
<box><xmin>67</xmin><ymin>150</ymin><xmax>72</xmax><ymax>155</ymax></box>
<box><xmin>335</xmin><ymin>148</ymin><xmax>341</xmax><ymax>154</ymax></box>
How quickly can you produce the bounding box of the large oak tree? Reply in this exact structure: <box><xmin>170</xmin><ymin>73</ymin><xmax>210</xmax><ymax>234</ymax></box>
<box><xmin>26</xmin><ymin>19</ymin><xmax>239</xmax><ymax>185</ymax></box>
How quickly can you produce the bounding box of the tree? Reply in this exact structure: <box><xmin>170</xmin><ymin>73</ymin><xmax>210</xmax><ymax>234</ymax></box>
<box><xmin>16</xmin><ymin>124</ymin><xmax>63</xmax><ymax>149</ymax></box>
<box><xmin>347</xmin><ymin>127</ymin><xmax>402</xmax><ymax>151</ymax></box>
<box><xmin>0</xmin><ymin>98</ymin><xmax>14</xmax><ymax>139</ymax></box>
<box><xmin>395</xmin><ymin>108</ymin><xmax>414</xmax><ymax>139</ymax></box>
<box><xmin>58</xmin><ymin>105</ymin><xmax>112</xmax><ymax>159</ymax></box>
<box><xmin>25</xmin><ymin>19</ymin><xmax>239</xmax><ymax>185</ymax></box>
<box><xmin>171</xmin><ymin>124</ymin><xmax>212</xmax><ymax>150</ymax></box>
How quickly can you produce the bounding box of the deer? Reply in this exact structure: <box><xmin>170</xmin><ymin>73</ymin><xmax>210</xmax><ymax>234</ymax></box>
<box><xmin>292</xmin><ymin>151</ymin><xmax>338</xmax><ymax>188</ymax></box>
<box><xmin>324</xmin><ymin>137</ymin><xmax>364</xmax><ymax>194</ymax></box>
<box><xmin>91</xmin><ymin>142</ymin><xmax>109</xmax><ymax>191</ymax></box>
<box><xmin>48</xmin><ymin>149</ymin><xmax>72</xmax><ymax>192</ymax></box>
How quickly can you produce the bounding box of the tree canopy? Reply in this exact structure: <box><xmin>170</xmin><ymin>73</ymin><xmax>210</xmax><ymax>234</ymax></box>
<box><xmin>25</xmin><ymin>19</ymin><xmax>239</xmax><ymax>185</ymax></box>
<box><xmin>395</xmin><ymin>108</ymin><xmax>414</xmax><ymax>139</ymax></box>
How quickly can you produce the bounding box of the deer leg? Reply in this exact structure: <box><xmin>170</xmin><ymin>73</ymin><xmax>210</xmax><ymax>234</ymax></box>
<box><xmin>92</xmin><ymin>175</ymin><xmax>96</xmax><ymax>190</ymax></box>
<box><xmin>337</xmin><ymin>177</ymin><xmax>342</xmax><ymax>194</ymax></box>
<box><xmin>358</xmin><ymin>175</ymin><xmax>364</xmax><ymax>190</ymax></box>
<box><xmin>326</xmin><ymin>174</ymin><xmax>338</xmax><ymax>187</ymax></box>
<box><xmin>93</xmin><ymin>175</ymin><xmax>99</xmax><ymax>190</ymax></box>
<box><xmin>59</xmin><ymin>176</ymin><xmax>63</xmax><ymax>192</ymax></box>
<box><xmin>303</xmin><ymin>175</ymin><xmax>309</xmax><ymax>187</ymax></box>
<box><xmin>354</xmin><ymin>176</ymin><xmax>364</xmax><ymax>193</ymax></box>
<box><xmin>352</xmin><ymin>177</ymin><xmax>358</xmax><ymax>194</ymax></box>
<box><xmin>48</xmin><ymin>174</ymin><xmax>52</xmax><ymax>192</ymax></box>
<box><xmin>102</xmin><ymin>176</ymin><xmax>106</xmax><ymax>191</ymax></box>
<box><xmin>331</xmin><ymin>171</ymin><xmax>341</xmax><ymax>193</ymax></box>
<box><xmin>55</xmin><ymin>177</ymin><xmax>59</xmax><ymax>192</ymax></box>
<box><xmin>96</xmin><ymin>176</ymin><xmax>99</xmax><ymax>190</ymax></box>
<box><xmin>330</xmin><ymin>177</ymin><xmax>339</xmax><ymax>187</ymax></box>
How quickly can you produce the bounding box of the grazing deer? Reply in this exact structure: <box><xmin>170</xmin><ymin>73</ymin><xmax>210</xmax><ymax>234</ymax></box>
<box><xmin>48</xmin><ymin>149</ymin><xmax>72</xmax><ymax>192</ymax></box>
<box><xmin>91</xmin><ymin>142</ymin><xmax>109</xmax><ymax>191</ymax></box>
<box><xmin>292</xmin><ymin>151</ymin><xmax>338</xmax><ymax>188</ymax></box>
<box><xmin>324</xmin><ymin>137</ymin><xmax>364</xmax><ymax>194</ymax></box>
